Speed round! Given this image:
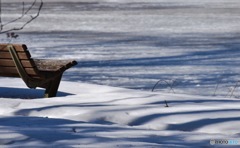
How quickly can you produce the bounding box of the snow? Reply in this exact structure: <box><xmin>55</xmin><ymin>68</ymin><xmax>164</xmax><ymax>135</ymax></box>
<box><xmin>1</xmin><ymin>0</ymin><xmax>240</xmax><ymax>147</ymax></box>
<box><xmin>1</xmin><ymin>79</ymin><xmax>240</xmax><ymax>147</ymax></box>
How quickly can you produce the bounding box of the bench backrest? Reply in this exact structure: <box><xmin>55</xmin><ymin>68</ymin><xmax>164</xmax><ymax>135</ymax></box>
<box><xmin>0</xmin><ymin>44</ymin><xmax>40</xmax><ymax>78</ymax></box>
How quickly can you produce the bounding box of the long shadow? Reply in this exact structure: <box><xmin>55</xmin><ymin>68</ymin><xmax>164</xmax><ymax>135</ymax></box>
<box><xmin>123</xmin><ymin>135</ymin><xmax>210</xmax><ymax>147</ymax></box>
<box><xmin>0</xmin><ymin>87</ymin><xmax>74</xmax><ymax>99</ymax></box>
<box><xmin>0</xmin><ymin>116</ymin><xmax>85</xmax><ymax>144</ymax></box>
<box><xmin>14</xmin><ymin>104</ymin><xmax>113</xmax><ymax>117</ymax></box>
<box><xmin>0</xmin><ymin>116</ymin><xmax>155</xmax><ymax>146</ymax></box>
<box><xmin>129</xmin><ymin>109</ymin><xmax>240</xmax><ymax>126</ymax></box>
<box><xmin>0</xmin><ymin>115</ymin><xmax>213</xmax><ymax>147</ymax></box>
<box><xmin>40</xmin><ymin>1</ymin><xmax>200</xmax><ymax>13</ymax></box>
<box><xmin>75</xmin><ymin>48</ymin><xmax>240</xmax><ymax>68</ymax></box>
<box><xmin>166</xmin><ymin>117</ymin><xmax>240</xmax><ymax>131</ymax></box>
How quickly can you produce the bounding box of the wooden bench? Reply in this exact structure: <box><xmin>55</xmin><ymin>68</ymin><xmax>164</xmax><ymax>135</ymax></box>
<box><xmin>0</xmin><ymin>44</ymin><xmax>77</xmax><ymax>98</ymax></box>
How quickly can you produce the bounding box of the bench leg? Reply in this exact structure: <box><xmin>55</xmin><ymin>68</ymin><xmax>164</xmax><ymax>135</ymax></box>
<box><xmin>44</xmin><ymin>74</ymin><xmax>62</xmax><ymax>98</ymax></box>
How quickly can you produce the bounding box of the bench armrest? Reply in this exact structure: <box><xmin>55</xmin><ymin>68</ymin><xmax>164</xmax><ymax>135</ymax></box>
<box><xmin>34</xmin><ymin>59</ymin><xmax>78</xmax><ymax>72</ymax></box>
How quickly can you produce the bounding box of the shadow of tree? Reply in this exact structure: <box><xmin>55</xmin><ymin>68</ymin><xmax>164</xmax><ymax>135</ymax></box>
<box><xmin>0</xmin><ymin>116</ymin><xmax>85</xmax><ymax>145</ymax></box>
<box><xmin>166</xmin><ymin>117</ymin><xmax>240</xmax><ymax>131</ymax></box>
<box><xmin>0</xmin><ymin>116</ymin><xmax>212</xmax><ymax>147</ymax></box>
<box><xmin>129</xmin><ymin>109</ymin><xmax>240</xmax><ymax>126</ymax></box>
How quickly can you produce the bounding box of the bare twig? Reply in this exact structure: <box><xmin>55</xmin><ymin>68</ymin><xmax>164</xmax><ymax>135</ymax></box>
<box><xmin>223</xmin><ymin>80</ymin><xmax>240</xmax><ymax>98</ymax></box>
<box><xmin>166</xmin><ymin>79</ymin><xmax>177</xmax><ymax>93</ymax></box>
<box><xmin>164</xmin><ymin>100</ymin><xmax>169</xmax><ymax>107</ymax></box>
<box><xmin>152</xmin><ymin>79</ymin><xmax>162</xmax><ymax>92</ymax></box>
<box><xmin>152</xmin><ymin>79</ymin><xmax>177</xmax><ymax>93</ymax></box>
<box><xmin>0</xmin><ymin>0</ymin><xmax>43</xmax><ymax>34</ymax></box>
<box><xmin>230</xmin><ymin>81</ymin><xmax>240</xmax><ymax>98</ymax></box>
<box><xmin>22</xmin><ymin>2</ymin><xmax>25</xmax><ymax>16</ymax></box>
<box><xmin>213</xmin><ymin>80</ymin><xmax>221</xmax><ymax>96</ymax></box>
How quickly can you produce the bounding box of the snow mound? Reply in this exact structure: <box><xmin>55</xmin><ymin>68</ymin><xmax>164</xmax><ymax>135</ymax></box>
<box><xmin>0</xmin><ymin>78</ymin><xmax>240</xmax><ymax>147</ymax></box>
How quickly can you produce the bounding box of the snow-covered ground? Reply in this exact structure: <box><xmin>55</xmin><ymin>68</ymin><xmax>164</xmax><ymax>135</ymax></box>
<box><xmin>0</xmin><ymin>0</ymin><xmax>240</xmax><ymax>147</ymax></box>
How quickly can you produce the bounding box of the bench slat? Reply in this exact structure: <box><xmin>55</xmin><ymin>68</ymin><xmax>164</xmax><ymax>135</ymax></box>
<box><xmin>0</xmin><ymin>44</ymin><xmax>27</xmax><ymax>52</ymax></box>
<box><xmin>0</xmin><ymin>59</ymin><xmax>34</xmax><ymax>67</ymax></box>
<box><xmin>25</xmin><ymin>68</ymin><xmax>39</xmax><ymax>76</ymax></box>
<box><xmin>0</xmin><ymin>73</ymin><xmax>19</xmax><ymax>77</ymax></box>
<box><xmin>0</xmin><ymin>67</ymin><xmax>19</xmax><ymax>76</ymax></box>
<box><xmin>0</xmin><ymin>51</ymin><xmax>31</xmax><ymax>59</ymax></box>
<box><xmin>0</xmin><ymin>66</ymin><xmax>39</xmax><ymax>76</ymax></box>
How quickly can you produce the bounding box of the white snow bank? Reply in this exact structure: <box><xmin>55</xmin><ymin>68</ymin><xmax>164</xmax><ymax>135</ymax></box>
<box><xmin>0</xmin><ymin>78</ymin><xmax>240</xmax><ymax>147</ymax></box>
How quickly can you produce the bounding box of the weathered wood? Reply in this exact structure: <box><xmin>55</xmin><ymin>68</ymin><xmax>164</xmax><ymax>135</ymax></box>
<box><xmin>0</xmin><ymin>44</ymin><xmax>77</xmax><ymax>98</ymax></box>
<box><xmin>0</xmin><ymin>44</ymin><xmax>27</xmax><ymax>51</ymax></box>
<box><xmin>0</xmin><ymin>66</ymin><xmax>19</xmax><ymax>77</ymax></box>
<box><xmin>0</xmin><ymin>51</ymin><xmax>30</xmax><ymax>59</ymax></box>
<box><xmin>44</xmin><ymin>74</ymin><xmax>62</xmax><ymax>98</ymax></box>
<box><xmin>34</xmin><ymin>59</ymin><xmax>78</xmax><ymax>72</ymax></box>
<box><xmin>0</xmin><ymin>66</ymin><xmax>38</xmax><ymax>76</ymax></box>
<box><xmin>0</xmin><ymin>59</ymin><xmax>34</xmax><ymax>67</ymax></box>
